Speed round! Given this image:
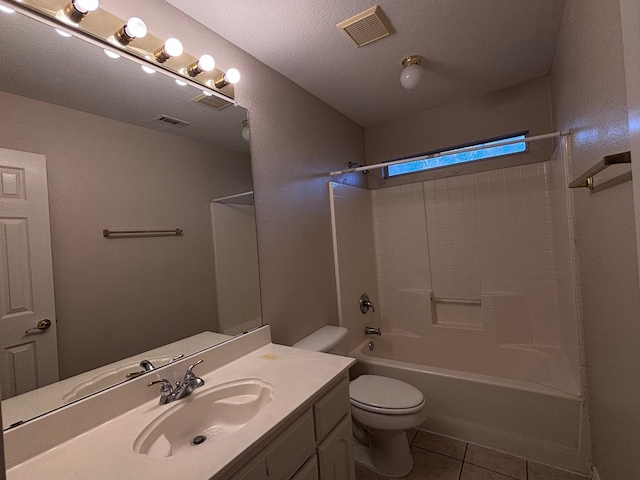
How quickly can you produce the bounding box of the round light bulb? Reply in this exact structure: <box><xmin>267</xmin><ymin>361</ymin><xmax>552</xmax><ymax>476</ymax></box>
<box><xmin>104</xmin><ymin>49</ymin><xmax>120</xmax><ymax>59</ymax></box>
<box><xmin>241</xmin><ymin>125</ymin><xmax>250</xmax><ymax>142</ymax></box>
<box><xmin>400</xmin><ymin>63</ymin><xmax>423</xmax><ymax>90</ymax></box>
<box><xmin>225</xmin><ymin>68</ymin><xmax>241</xmax><ymax>84</ymax></box>
<box><xmin>73</xmin><ymin>0</ymin><xmax>98</xmax><ymax>13</ymax></box>
<box><xmin>198</xmin><ymin>54</ymin><xmax>215</xmax><ymax>72</ymax></box>
<box><xmin>163</xmin><ymin>38</ymin><xmax>183</xmax><ymax>58</ymax></box>
<box><xmin>124</xmin><ymin>17</ymin><xmax>147</xmax><ymax>39</ymax></box>
<box><xmin>0</xmin><ymin>5</ymin><xmax>15</xmax><ymax>13</ymax></box>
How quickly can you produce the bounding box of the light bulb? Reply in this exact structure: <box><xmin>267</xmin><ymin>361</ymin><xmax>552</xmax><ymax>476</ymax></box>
<box><xmin>213</xmin><ymin>68</ymin><xmax>241</xmax><ymax>88</ymax></box>
<box><xmin>186</xmin><ymin>54</ymin><xmax>215</xmax><ymax>77</ymax></box>
<box><xmin>104</xmin><ymin>49</ymin><xmax>120</xmax><ymax>59</ymax></box>
<box><xmin>154</xmin><ymin>37</ymin><xmax>183</xmax><ymax>63</ymax></box>
<box><xmin>72</xmin><ymin>0</ymin><xmax>98</xmax><ymax>13</ymax></box>
<box><xmin>0</xmin><ymin>5</ymin><xmax>15</xmax><ymax>13</ymax></box>
<box><xmin>124</xmin><ymin>17</ymin><xmax>147</xmax><ymax>38</ymax></box>
<box><xmin>114</xmin><ymin>17</ymin><xmax>147</xmax><ymax>45</ymax></box>
<box><xmin>400</xmin><ymin>55</ymin><xmax>423</xmax><ymax>90</ymax></box>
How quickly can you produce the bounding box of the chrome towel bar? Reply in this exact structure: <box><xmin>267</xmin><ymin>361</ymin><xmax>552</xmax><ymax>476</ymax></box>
<box><xmin>569</xmin><ymin>151</ymin><xmax>631</xmax><ymax>189</ymax></box>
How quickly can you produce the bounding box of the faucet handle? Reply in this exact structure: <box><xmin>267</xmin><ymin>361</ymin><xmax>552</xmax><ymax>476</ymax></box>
<box><xmin>148</xmin><ymin>379</ymin><xmax>173</xmax><ymax>392</ymax></box>
<box><xmin>185</xmin><ymin>359</ymin><xmax>204</xmax><ymax>376</ymax></box>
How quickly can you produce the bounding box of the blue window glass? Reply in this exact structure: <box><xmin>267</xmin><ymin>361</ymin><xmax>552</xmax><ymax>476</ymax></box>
<box><xmin>386</xmin><ymin>134</ymin><xmax>527</xmax><ymax>178</ymax></box>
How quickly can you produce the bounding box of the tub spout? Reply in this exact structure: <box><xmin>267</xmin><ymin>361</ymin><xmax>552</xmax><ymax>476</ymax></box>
<box><xmin>365</xmin><ymin>326</ymin><xmax>381</xmax><ymax>336</ymax></box>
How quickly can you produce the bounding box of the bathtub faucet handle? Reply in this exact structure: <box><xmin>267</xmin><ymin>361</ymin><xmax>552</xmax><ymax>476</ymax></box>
<box><xmin>360</xmin><ymin>293</ymin><xmax>375</xmax><ymax>314</ymax></box>
<box><xmin>365</xmin><ymin>326</ymin><xmax>381</xmax><ymax>336</ymax></box>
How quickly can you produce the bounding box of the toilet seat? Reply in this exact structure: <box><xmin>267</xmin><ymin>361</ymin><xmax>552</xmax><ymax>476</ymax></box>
<box><xmin>350</xmin><ymin>375</ymin><xmax>425</xmax><ymax>415</ymax></box>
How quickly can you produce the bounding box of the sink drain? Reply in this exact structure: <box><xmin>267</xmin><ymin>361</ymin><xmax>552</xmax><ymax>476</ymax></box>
<box><xmin>192</xmin><ymin>435</ymin><xmax>207</xmax><ymax>445</ymax></box>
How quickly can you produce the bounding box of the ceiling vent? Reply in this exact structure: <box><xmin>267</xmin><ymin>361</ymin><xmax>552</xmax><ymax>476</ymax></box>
<box><xmin>337</xmin><ymin>6</ymin><xmax>394</xmax><ymax>47</ymax></box>
<box><xmin>192</xmin><ymin>93</ymin><xmax>233</xmax><ymax>111</ymax></box>
<box><xmin>152</xmin><ymin>114</ymin><xmax>190</xmax><ymax>128</ymax></box>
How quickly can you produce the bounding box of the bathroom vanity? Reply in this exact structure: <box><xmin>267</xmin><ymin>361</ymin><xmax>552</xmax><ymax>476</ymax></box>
<box><xmin>3</xmin><ymin>326</ymin><xmax>356</xmax><ymax>479</ymax></box>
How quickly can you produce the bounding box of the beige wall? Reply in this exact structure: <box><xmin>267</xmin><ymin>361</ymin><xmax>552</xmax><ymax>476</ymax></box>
<box><xmin>98</xmin><ymin>0</ymin><xmax>367</xmax><ymax>347</ymax></box>
<box><xmin>0</xmin><ymin>90</ymin><xmax>253</xmax><ymax>378</ymax></box>
<box><xmin>365</xmin><ymin>77</ymin><xmax>553</xmax><ymax>189</ymax></box>
<box><xmin>551</xmin><ymin>1</ymin><xmax>640</xmax><ymax>478</ymax></box>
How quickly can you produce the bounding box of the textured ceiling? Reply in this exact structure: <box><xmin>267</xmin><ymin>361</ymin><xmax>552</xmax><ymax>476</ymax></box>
<box><xmin>167</xmin><ymin>0</ymin><xmax>566</xmax><ymax>128</ymax></box>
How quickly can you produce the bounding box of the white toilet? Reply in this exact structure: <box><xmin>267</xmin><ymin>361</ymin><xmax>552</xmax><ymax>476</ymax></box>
<box><xmin>293</xmin><ymin>325</ymin><xmax>427</xmax><ymax>478</ymax></box>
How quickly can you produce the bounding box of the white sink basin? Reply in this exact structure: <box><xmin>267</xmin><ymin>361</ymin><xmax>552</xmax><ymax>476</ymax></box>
<box><xmin>133</xmin><ymin>378</ymin><xmax>274</xmax><ymax>459</ymax></box>
<box><xmin>63</xmin><ymin>355</ymin><xmax>177</xmax><ymax>403</ymax></box>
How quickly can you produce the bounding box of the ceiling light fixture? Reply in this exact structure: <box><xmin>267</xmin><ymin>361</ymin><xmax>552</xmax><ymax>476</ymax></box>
<box><xmin>241</xmin><ymin>119</ymin><xmax>250</xmax><ymax>142</ymax></box>
<box><xmin>153</xmin><ymin>37</ymin><xmax>183</xmax><ymax>63</ymax></box>
<box><xmin>212</xmin><ymin>68</ymin><xmax>241</xmax><ymax>89</ymax></box>
<box><xmin>400</xmin><ymin>54</ymin><xmax>423</xmax><ymax>90</ymax></box>
<box><xmin>113</xmin><ymin>17</ymin><xmax>147</xmax><ymax>46</ymax></box>
<box><xmin>62</xmin><ymin>0</ymin><xmax>98</xmax><ymax>23</ymax></box>
<box><xmin>185</xmin><ymin>54</ymin><xmax>215</xmax><ymax>77</ymax></box>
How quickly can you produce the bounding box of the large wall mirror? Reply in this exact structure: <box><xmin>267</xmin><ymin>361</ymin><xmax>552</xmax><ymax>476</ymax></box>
<box><xmin>0</xmin><ymin>6</ymin><xmax>262</xmax><ymax>429</ymax></box>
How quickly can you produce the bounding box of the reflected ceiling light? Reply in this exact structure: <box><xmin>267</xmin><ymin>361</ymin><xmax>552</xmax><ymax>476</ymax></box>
<box><xmin>400</xmin><ymin>54</ymin><xmax>423</xmax><ymax>90</ymax></box>
<box><xmin>0</xmin><ymin>5</ymin><xmax>15</xmax><ymax>13</ymax></box>
<box><xmin>114</xmin><ymin>17</ymin><xmax>147</xmax><ymax>46</ymax></box>
<box><xmin>153</xmin><ymin>37</ymin><xmax>183</xmax><ymax>63</ymax></box>
<box><xmin>212</xmin><ymin>68</ymin><xmax>240</xmax><ymax>88</ymax></box>
<box><xmin>201</xmin><ymin>90</ymin><xmax>213</xmax><ymax>96</ymax></box>
<box><xmin>62</xmin><ymin>0</ymin><xmax>98</xmax><ymax>23</ymax></box>
<box><xmin>141</xmin><ymin>65</ymin><xmax>155</xmax><ymax>74</ymax></box>
<box><xmin>186</xmin><ymin>54</ymin><xmax>215</xmax><ymax>77</ymax></box>
<box><xmin>241</xmin><ymin>119</ymin><xmax>250</xmax><ymax>142</ymax></box>
<box><xmin>104</xmin><ymin>49</ymin><xmax>120</xmax><ymax>59</ymax></box>
<box><xmin>55</xmin><ymin>28</ymin><xmax>72</xmax><ymax>37</ymax></box>
<box><xmin>175</xmin><ymin>79</ymin><xmax>187</xmax><ymax>86</ymax></box>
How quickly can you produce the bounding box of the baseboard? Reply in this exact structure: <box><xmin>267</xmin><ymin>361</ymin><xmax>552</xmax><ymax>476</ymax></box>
<box><xmin>592</xmin><ymin>466</ymin><xmax>601</xmax><ymax>480</ymax></box>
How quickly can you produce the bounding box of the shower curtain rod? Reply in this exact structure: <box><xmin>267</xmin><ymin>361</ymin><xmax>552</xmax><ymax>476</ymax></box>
<box><xmin>329</xmin><ymin>130</ymin><xmax>571</xmax><ymax>176</ymax></box>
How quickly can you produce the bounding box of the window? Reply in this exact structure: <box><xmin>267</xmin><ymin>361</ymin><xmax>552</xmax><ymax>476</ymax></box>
<box><xmin>386</xmin><ymin>133</ymin><xmax>527</xmax><ymax>178</ymax></box>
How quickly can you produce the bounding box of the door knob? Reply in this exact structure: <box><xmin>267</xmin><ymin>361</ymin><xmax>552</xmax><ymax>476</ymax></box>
<box><xmin>25</xmin><ymin>319</ymin><xmax>52</xmax><ymax>334</ymax></box>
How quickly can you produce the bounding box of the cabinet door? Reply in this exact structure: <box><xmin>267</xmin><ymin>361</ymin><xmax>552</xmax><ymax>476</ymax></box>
<box><xmin>317</xmin><ymin>415</ymin><xmax>355</xmax><ymax>480</ymax></box>
<box><xmin>291</xmin><ymin>455</ymin><xmax>319</xmax><ymax>480</ymax></box>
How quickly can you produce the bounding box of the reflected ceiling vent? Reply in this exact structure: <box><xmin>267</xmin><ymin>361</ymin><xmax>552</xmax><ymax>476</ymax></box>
<box><xmin>192</xmin><ymin>93</ymin><xmax>233</xmax><ymax>111</ymax></box>
<box><xmin>152</xmin><ymin>114</ymin><xmax>190</xmax><ymax>128</ymax></box>
<box><xmin>337</xmin><ymin>6</ymin><xmax>394</xmax><ymax>47</ymax></box>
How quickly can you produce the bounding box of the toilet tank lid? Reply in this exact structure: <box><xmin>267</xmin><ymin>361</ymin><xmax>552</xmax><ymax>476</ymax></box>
<box><xmin>292</xmin><ymin>325</ymin><xmax>348</xmax><ymax>352</ymax></box>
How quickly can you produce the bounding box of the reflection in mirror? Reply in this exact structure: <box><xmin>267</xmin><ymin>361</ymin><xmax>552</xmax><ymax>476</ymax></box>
<box><xmin>0</xmin><ymin>7</ymin><xmax>262</xmax><ymax>429</ymax></box>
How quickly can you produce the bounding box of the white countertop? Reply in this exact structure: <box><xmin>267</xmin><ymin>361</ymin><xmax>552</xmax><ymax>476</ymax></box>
<box><xmin>6</xmin><ymin>341</ymin><xmax>353</xmax><ymax>480</ymax></box>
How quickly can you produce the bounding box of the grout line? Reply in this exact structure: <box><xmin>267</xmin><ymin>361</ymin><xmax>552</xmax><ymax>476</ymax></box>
<box><xmin>526</xmin><ymin>460</ymin><xmax>529</xmax><ymax>480</ymax></box>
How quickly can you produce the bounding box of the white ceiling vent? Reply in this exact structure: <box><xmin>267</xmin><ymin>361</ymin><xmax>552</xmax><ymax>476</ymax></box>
<box><xmin>192</xmin><ymin>93</ymin><xmax>233</xmax><ymax>111</ymax></box>
<box><xmin>153</xmin><ymin>114</ymin><xmax>190</xmax><ymax>128</ymax></box>
<box><xmin>337</xmin><ymin>6</ymin><xmax>394</xmax><ymax>47</ymax></box>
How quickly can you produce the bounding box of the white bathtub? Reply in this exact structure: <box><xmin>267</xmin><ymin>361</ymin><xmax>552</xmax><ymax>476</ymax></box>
<box><xmin>349</xmin><ymin>333</ymin><xmax>589</xmax><ymax>473</ymax></box>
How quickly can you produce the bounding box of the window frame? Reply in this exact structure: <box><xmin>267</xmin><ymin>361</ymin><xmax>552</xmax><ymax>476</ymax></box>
<box><xmin>383</xmin><ymin>131</ymin><xmax>530</xmax><ymax>179</ymax></box>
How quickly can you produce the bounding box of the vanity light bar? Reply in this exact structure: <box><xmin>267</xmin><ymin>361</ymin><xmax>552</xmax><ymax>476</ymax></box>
<box><xmin>1</xmin><ymin>0</ymin><xmax>239</xmax><ymax>102</ymax></box>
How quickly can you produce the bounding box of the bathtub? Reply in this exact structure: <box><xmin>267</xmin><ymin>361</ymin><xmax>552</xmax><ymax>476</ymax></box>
<box><xmin>349</xmin><ymin>333</ymin><xmax>588</xmax><ymax>473</ymax></box>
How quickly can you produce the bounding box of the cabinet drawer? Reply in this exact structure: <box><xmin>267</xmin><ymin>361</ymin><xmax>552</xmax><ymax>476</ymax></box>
<box><xmin>291</xmin><ymin>455</ymin><xmax>319</xmax><ymax>480</ymax></box>
<box><xmin>313</xmin><ymin>376</ymin><xmax>350</xmax><ymax>441</ymax></box>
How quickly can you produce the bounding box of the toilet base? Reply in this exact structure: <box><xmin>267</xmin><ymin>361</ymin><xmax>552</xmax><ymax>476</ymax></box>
<box><xmin>352</xmin><ymin>424</ymin><xmax>413</xmax><ymax>478</ymax></box>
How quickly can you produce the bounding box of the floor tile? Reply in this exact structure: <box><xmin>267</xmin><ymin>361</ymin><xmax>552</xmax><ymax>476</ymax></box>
<box><xmin>460</xmin><ymin>463</ymin><xmax>517</xmax><ymax>480</ymax></box>
<box><xmin>464</xmin><ymin>444</ymin><xmax>526</xmax><ymax>480</ymax></box>
<box><xmin>355</xmin><ymin>464</ymin><xmax>387</xmax><ymax>480</ymax></box>
<box><xmin>405</xmin><ymin>448</ymin><xmax>462</xmax><ymax>480</ymax></box>
<box><xmin>413</xmin><ymin>430</ymin><xmax>467</xmax><ymax>460</ymax></box>
<box><xmin>528</xmin><ymin>461</ymin><xmax>590</xmax><ymax>480</ymax></box>
<box><xmin>406</xmin><ymin>428</ymin><xmax>418</xmax><ymax>444</ymax></box>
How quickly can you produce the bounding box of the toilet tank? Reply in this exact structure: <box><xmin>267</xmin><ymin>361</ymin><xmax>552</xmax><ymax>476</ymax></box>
<box><xmin>292</xmin><ymin>325</ymin><xmax>349</xmax><ymax>356</ymax></box>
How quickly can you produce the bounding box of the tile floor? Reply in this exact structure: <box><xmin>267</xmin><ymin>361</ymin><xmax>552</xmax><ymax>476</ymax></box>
<box><xmin>355</xmin><ymin>430</ymin><xmax>590</xmax><ymax>480</ymax></box>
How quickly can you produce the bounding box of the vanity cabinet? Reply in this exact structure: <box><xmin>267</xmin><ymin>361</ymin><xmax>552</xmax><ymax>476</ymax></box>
<box><xmin>226</xmin><ymin>374</ymin><xmax>355</xmax><ymax>480</ymax></box>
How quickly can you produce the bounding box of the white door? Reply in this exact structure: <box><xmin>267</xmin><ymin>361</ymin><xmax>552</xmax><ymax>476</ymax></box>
<box><xmin>0</xmin><ymin>147</ymin><xmax>59</xmax><ymax>400</ymax></box>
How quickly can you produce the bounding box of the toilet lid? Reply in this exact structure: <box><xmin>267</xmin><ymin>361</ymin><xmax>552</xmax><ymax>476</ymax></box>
<box><xmin>350</xmin><ymin>375</ymin><xmax>424</xmax><ymax>414</ymax></box>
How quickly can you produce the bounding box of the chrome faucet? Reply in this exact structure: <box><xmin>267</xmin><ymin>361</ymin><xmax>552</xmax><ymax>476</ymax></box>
<box><xmin>126</xmin><ymin>354</ymin><xmax>185</xmax><ymax>379</ymax></box>
<box><xmin>148</xmin><ymin>359</ymin><xmax>205</xmax><ymax>404</ymax></box>
<box><xmin>365</xmin><ymin>326</ymin><xmax>381</xmax><ymax>336</ymax></box>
